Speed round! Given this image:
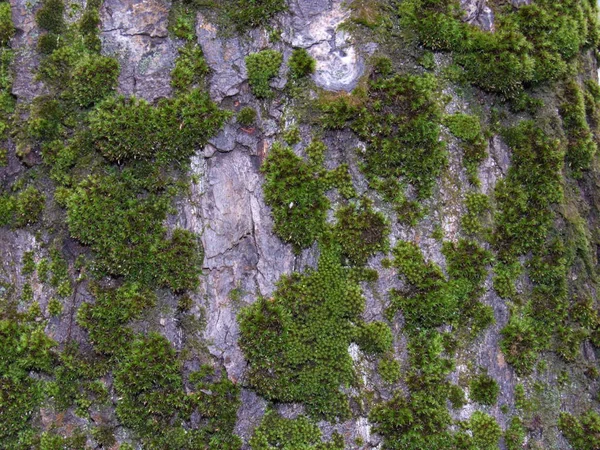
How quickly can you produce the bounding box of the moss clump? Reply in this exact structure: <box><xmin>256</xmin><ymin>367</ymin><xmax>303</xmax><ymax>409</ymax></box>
<box><xmin>288</xmin><ymin>48</ymin><xmax>316</xmax><ymax>79</ymax></box>
<box><xmin>494</xmin><ymin>122</ymin><xmax>563</xmax><ymax>267</ymax></box>
<box><xmin>89</xmin><ymin>89</ymin><xmax>231</xmax><ymax>163</ymax></box>
<box><xmin>469</xmin><ymin>372</ymin><xmax>499</xmax><ymax>406</ymax></box>
<box><xmin>500</xmin><ymin>314</ymin><xmax>540</xmax><ymax>375</ymax></box>
<box><xmin>560</xmin><ymin>80</ymin><xmax>597</xmax><ymax>178</ymax></box>
<box><xmin>239</xmin><ymin>242</ymin><xmax>381</xmax><ymax>420</ymax></box>
<box><xmin>66</xmin><ymin>174</ymin><xmax>203</xmax><ymax>290</ymax></box>
<box><xmin>249</xmin><ymin>411</ymin><xmax>344</xmax><ymax>449</ymax></box>
<box><xmin>36</xmin><ymin>0</ymin><xmax>65</xmax><ymax>34</ymax></box>
<box><xmin>558</xmin><ymin>410</ymin><xmax>600</xmax><ymax>450</ymax></box>
<box><xmin>70</xmin><ymin>56</ymin><xmax>119</xmax><ymax>107</ymax></box>
<box><xmin>225</xmin><ymin>0</ymin><xmax>286</xmax><ymax>30</ymax></box>
<box><xmin>400</xmin><ymin>0</ymin><xmax>599</xmax><ymax>97</ymax></box>
<box><xmin>171</xmin><ymin>43</ymin><xmax>209</xmax><ymax>92</ymax></box>
<box><xmin>333</xmin><ymin>199</ymin><xmax>390</xmax><ymax>265</ymax></box>
<box><xmin>114</xmin><ymin>333</ymin><xmax>242</xmax><ymax>448</ymax></box>
<box><xmin>0</xmin><ymin>3</ymin><xmax>15</xmax><ymax>46</ymax></box>
<box><xmin>0</xmin><ymin>318</ymin><xmax>56</xmax><ymax>447</ymax></box>
<box><xmin>378</xmin><ymin>356</ymin><xmax>402</xmax><ymax>384</ymax></box>
<box><xmin>505</xmin><ymin>417</ymin><xmax>526</xmax><ymax>450</ymax></box>
<box><xmin>354</xmin><ymin>321</ymin><xmax>393</xmax><ymax>355</ymax></box>
<box><xmin>461</xmin><ymin>192</ymin><xmax>490</xmax><ymax>236</ymax></box>
<box><xmin>237</xmin><ymin>106</ymin><xmax>257</xmax><ymax>127</ymax></box>
<box><xmin>14</xmin><ymin>186</ymin><xmax>45</xmax><ymax>227</ymax></box>
<box><xmin>47</xmin><ymin>298</ymin><xmax>63</xmax><ymax>317</ymax></box>
<box><xmin>390</xmin><ymin>239</ymin><xmax>492</xmax><ymax>333</ymax></box>
<box><xmin>246</xmin><ymin>50</ymin><xmax>282</xmax><ymax>99</ymax></box>
<box><xmin>463</xmin><ymin>411</ymin><xmax>502</xmax><ymax>450</ymax></box>
<box><xmin>444</xmin><ymin>113</ymin><xmax>487</xmax><ymax>182</ymax></box>
<box><xmin>370</xmin><ymin>330</ymin><xmax>456</xmax><ymax>449</ymax></box>
<box><xmin>261</xmin><ymin>142</ymin><xmax>329</xmax><ymax>251</ymax></box>
<box><xmin>349</xmin><ymin>73</ymin><xmax>446</xmax><ymax>200</ymax></box>
<box><xmin>77</xmin><ymin>283</ymin><xmax>156</xmax><ymax>357</ymax></box>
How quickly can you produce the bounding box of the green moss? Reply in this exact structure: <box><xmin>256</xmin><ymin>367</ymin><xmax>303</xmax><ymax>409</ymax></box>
<box><xmin>169</xmin><ymin>3</ymin><xmax>196</xmax><ymax>41</ymax></box>
<box><xmin>66</xmin><ymin>174</ymin><xmax>203</xmax><ymax>290</ymax></box>
<box><xmin>0</xmin><ymin>3</ymin><xmax>15</xmax><ymax>46</ymax></box>
<box><xmin>505</xmin><ymin>417</ymin><xmax>526</xmax><ymax>450</ymax></box>
<box><xmin>36</xmin><ymin>0</ymin><xmax>65</xmax><ymax>34</ymax></box>
<box><xmin>390</xmin><ymin>239</ymin><xmax>492</xmax><ymax>333</ymax></box>
<box><xmin>558</xmin><ymin>410</ymin><xmax>600</xmax><ymax>450</ymax></box>
<box><xmin>448</xmin><ymin>384</ymin><xmax>466</xmax><ymax>409</ymax></box>
<box><xmin>282</xmin><ymin>125</ymin><xmax>301</xmax><ymax>146</ymax></box>
<box><xmin>237</xmin><ymin>106</ymin><xmax>257</xmax><ymax>127</ymax></box>
<box><xmin>22</xmin><ymin>251</ymin><xmax>36</xmax><ymax>275</ymax></box>
<box><xmin>469</xmin><ymin>371</ymin><xmax>499</xmax><ymax>406</ymax></box>
<box><xmin>261</xmin><ymin>142</ymin><xmax>329</xmax><ymax>251</ymax></box>
<box><xmin>171</xmin><ymin>43</ymin><xmax>209</xmax><ymax>92</ymax></box>
<box><xmin>288</xmin><ymin>48</ymin><xmax>316</xmax><ymax>79</ymax></box>
<box><xmin>249</xmin><ymin>411</ymin><xmax>344</xmax><ymax>449</ymax></box>
<box><xmin>114</xmin><ymin>333</ymin><xmax>241</xmax><ymax>448</ymax></box>
<box><xmin>461</xmin><ymin>192</ymin><xmax>490</xmax><ymax>236</ymax></box>
<box><xmin>14</xmin><ymin>186</ymin><xmax>45</xmax><ymax>227</ymax></box>
<box><xmin>494</xmin><ymin>122</ymin><xmax>563</xmax><ymax>263</ymax></box>
<box><xmin>465</xmin><ymin>411</ymin><xmax>502</xmax><ymax>450</ymax></box>
<box><xmin>444</xmin><ymin>113</ymin><xmax>487</xmax><ymax>182</ymax></box>
<box><xmin>47</xmin><ymin>298</ymin><xmax>63</xmax><ymax>317</ymax></box>
<box><xmin>225</xmin><ymin>0</ymin><xmax>286</xmax><ymax>30</ymax></box>
<box><xmin>70</xmin><ymin>56</ymin><xmax>119</xmax><ymax>107</ymax></box>
<box><xmin>500</xmin><ymin>314</ymin><xmax>540</xmax><ymax>375</ymax></box>
<box><xmin>89</xmin><ymin>89</ymin><xmax>231</xmax><ymax>163</ymax></box>
<box><xmin>0</xmin><ymin>318</ymin><xmax>56</xmax><ymax>447</ymax></box>
<box><xmin>77</xmin><ymin>283</ymin><xmax>156</xmax><ymax>357</ymax></box>
<box><xmin>351</xmin><ymin>73</ymin><xmax>446</xmax><ymax>199</ymax></box>
<box><xmin>378</xmin><ymin>355</ymin><xmax>402</xmax><ymax>384</ymax></box>
<box><xmin>333</xmin><ymin>198</ymin><xmax>389</xmax><ymax>265</ymax></box>
<box><xmin>246</xmin><ymin>50</ymin><xmax>283</xmax><ymax>99</ymax></box>
<box><xmin>239</xmin><ymin>242</ymin><xmax>369</xmax><ymax>420</ymax></box>
<box><xmin>561</xmin><ymin>80</ymin><xmax>597</xmax><ymax>178</ymax></box>
<box><xmin>370</xmin><ymin>330</ymin><xmax>456</xmax><ymax>449</ymax></box>
<box><xmin>354</xmin><ymin>321</ymin><xmax>393</xmax><ymax>354</ymax></box>
<box><xmin>400</xmin><ymin>0</ymin><xmax>598</xmax><ymax>97</ymax></box>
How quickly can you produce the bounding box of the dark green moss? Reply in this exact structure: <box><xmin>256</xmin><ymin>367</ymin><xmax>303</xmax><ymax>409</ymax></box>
<box><xmin>505</xmin><ymin>417</ymin><xmax>526</xmax><ymax>450</ymax></box>
<box><xmin>14</xmin><ymin>186</ymin><xmax>45</xmax><ymax>227</ymax></box>
<box><xmin>36</xmin><ymin>0</ymin><xmax>65</xmax><ymax>34</ymax></box>
<box><xmin>237</xmin><ymin>106</ymin><xmax>257</xmax><ymax>127</ymax></box>
<box><xmin>390</xmin><ymin>239</ymin><xmax>492</xmax><ymax>333</ymax></box>
<box><xmin>171</xmin><ymin>43</ymin><xmax>209</xmax><ymax>92</ymax></box>
<box><xmin>354</xmin><ymin>321</ymin><xmax>393</xmax><ymax>354</ymax></box>
<box><xmin>249</xmin><ymin>411</ymin><xmax>344</xmax><ymax>449</ymax></box>
<box><xmin>66</xmin><ymin>174</ymin><xmax>203</xmax><ymax>290</ymax></box>
<box><xmin>70</xmin><ymin>56</ymin><xmax>119</xmax><ymax>107</ymax></box>
<box><xmin>225</xmin><ymin>0</ymin><xmax>286</xmax><ymax>30</ymax></box>
<box><xmin>0</xmin><ymin>318</ymin><xmax>56</xmax><ymax>447</ymax></box>
<box><xmin>351</xmin><ymin>73</ymin><xmax>446</xmax><ymax>199</ymax></box>
<box><xmin>370</xmin><ymin>330</ymin><xmax>455</xmax><ymax>449</ymax></box>
<box><xmin>558</xmin><ymin>410</ymin><xmax>600</xmax><ymax>450</ymax></box>
<box><xmin>378</xmin><ymin>355</ymin><xmax>402</xmax><ymax>384</ymax></box>
<box><xmin>114</xmin><ymin>333</ymin><xmax>242</xmax><ymax>448</ymax></box>
<box><xmin>239</xmin><ymin>242</ymin><xmax>370</xmax><ymax>420</ymax></box>
<box><xmin>246</xmin><ymin>50</ymin><xmax>283</xmax><ymax>99</ymax></box>
<box><xmin>333</xmin><ymin>198</ymin><xmax>390</xmax><ymax>265</ymax></box>
<box><xmin>89</xmin><ymin>89</ymin><xmax>231</xmax><ymax>163</ymax></box>
<box><xmin>288</xmin><ymin>48</ymin><xmax>316</xmax><ymax>79</ymax></box>
<box><xmin>0</xmin><ymin>3</ymin><xmax>15</xmax><ymax>46</ymax></box>
<box><xmin>76</xmin><ymin>283</ymin><xmax>156</xmax><ymax>357</ymax></box>
<box><xmin>469</xmin><ymin>371</ymin><xmax>499</xmax><ymax>406</ymax></box>
<box><xmin>443</xmin><ymin>113</ymin><xmax>487</xmax><ymax>182</ymax></box>
<box><xmin>560</xmin><ymin>80</ymin><xmax>597</xmax><ymax>178</ymax></box>
<box><xmin>261</xmin><ymin>142</ymin><xmax>329</xmax><ymax>251</ymax></box>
